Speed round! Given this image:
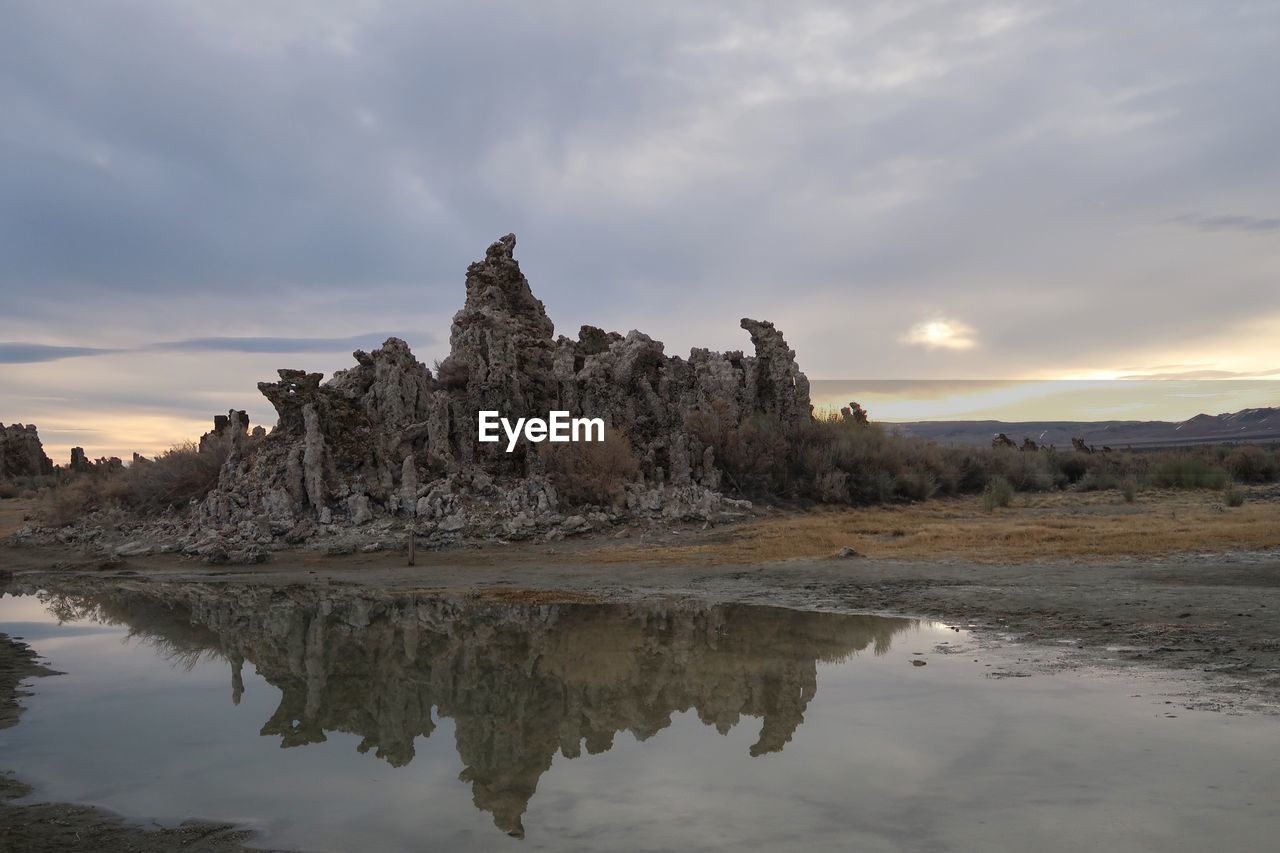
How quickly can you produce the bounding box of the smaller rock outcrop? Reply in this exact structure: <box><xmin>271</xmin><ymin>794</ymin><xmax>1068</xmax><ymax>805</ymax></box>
<box><xmin>840</xmin><ymin>402</ymin><xmax>870</xmax><ymax>426</ymax></box>
<box><xmin>199</xmin><ymin>410</ymin><xmax>250</xmax><ymax>455</ymax></box>
<box><xmin>991</xmin><ymin>433</ymin><xmax>1018</xmax><ymax>450</ymax></box>
<box><xmin>1071</xmin><ymin>437</ymin><xmax>1094</xmax><ymax>454</ymax></box>
<box><xmin>67</xmin><ymin>447</ymin><xmax>122</xmax><ymax>473</ymax></box>
<box><xmin>0</xmin><ymin>423</ymin><xmax>53</xmax><ymax>479</ymax></box>
<box><xmin>68</xmin><ymin>446</ymin><xmax>92</xmax><ymax>473</ymax></box>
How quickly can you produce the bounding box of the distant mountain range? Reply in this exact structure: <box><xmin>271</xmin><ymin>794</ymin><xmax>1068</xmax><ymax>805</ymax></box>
<box><xmin>892</xmin><ymin>407</ymin><xmax>1280</xmax><ymax>449</ymax></box>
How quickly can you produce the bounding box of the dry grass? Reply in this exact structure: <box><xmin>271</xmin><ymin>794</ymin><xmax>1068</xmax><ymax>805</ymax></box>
<box><xmin>34</xmin><ymin>440</ymin><xmax>227</xmax><ymax>527</ymax></box>
<box><xmin>575</xmin><ymin>488</ymin><xmax>1280</xmax><ymax>565</ymax></box>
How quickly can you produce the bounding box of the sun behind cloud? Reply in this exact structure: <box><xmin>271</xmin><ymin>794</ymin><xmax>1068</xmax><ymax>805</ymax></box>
<box><xmin>902</xmin><ymin>318</ymin><xmax>977</xmax><ymax>350</ymax></box>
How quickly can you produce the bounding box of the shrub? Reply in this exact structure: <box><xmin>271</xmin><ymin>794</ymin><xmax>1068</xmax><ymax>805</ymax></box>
<box><xmin>1225</xmin><ymin>445</ymin><xmax>1278</xmax><ymax>483</ymax></box>
<box><xmin>433</xmin><ymin>356</ymin><xmax>470</xmax><ymax>389</ymax></box>
<box><xmin>1150</xmin><ymin>456</ymin><xmax>1229</xmax><ymax>490</ymax></box>
<box><xmin>894</xmin><ymin>469</ymin><xmax>939</xmax><ymax>502</ymax></box>
<box><xmin>0</xmin><ymin>475</ymin><xmax>58</xmax><ymax>499</ymax></box>
<box><xmin>982</xmin><ymin>449</ymin><xmax>1055</xmax><ymax>492</ymax></box>
<box><xmin>685</xmin><ymin>404</ymin><xmax>792</xmax><ymax>499</ymax></box>
<box><xmin>1120</xmin><ymin>478</ymin><xmax>1138</xmax><ymax>503</ymax></box>
<box><xmin>1223</xmin><ymin>484</ymin><xmax>1247</xmax><ymax>507</ymax></box>
<box><xmin>112</xmin><ymin>441</ymin><xmax>226</xmax><ymax>514</ymax></box>
<box><xmin>540</xmin><ymin>426</ymin><xmax>641</xmax><ymax>507</ymax></box>
<box><xmin>36</xmin><ymin>440</ymin><xmax>227</xmax><ymax>526</ymax></box>
<box><xmin>1057</xmin><ymin>454</ymin><xmax>1090</xmax><ymax>484</ymax></box>
<box><xmin>37</xmin><ymin>481</ymin><xmax>96</xmax><ymax>527</ymax></box>
<box><xmin>1078</xmin><ymin>469</ymin><xmax>1117</xmax><ymax>491</ymax></box>
<box><xmin>982</xmin><ymin>476</ymin><xmax>1014</xmax><ymax>512</ymax></box>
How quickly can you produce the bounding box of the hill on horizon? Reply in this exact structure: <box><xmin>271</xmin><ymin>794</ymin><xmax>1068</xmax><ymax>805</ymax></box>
<box><xmin>892</xmin><ymin>406</ymin><xmax>1280</xmax><ymax>449</ymax></box>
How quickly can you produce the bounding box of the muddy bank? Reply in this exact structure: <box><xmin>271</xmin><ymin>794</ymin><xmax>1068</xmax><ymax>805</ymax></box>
<box><xmin>0</xmin><ymin>599</ymin><xmax>282</xmax><ymax>851</ymax></box>
<box><xmin>0</xmin><ymin>774</ymin><xmax>281</xmax><ymax>853</ymax></box>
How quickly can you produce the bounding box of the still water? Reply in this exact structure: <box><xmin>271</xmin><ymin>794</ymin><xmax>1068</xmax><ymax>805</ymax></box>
<box><xmin>1</xmin><ymin>585</ymin><xmax>1276</xmax><ymax>852</ymax></box>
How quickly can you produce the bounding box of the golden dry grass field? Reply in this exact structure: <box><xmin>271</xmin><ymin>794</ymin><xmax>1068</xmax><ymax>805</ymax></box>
<box><xmin>574</xmin><ymin>487</ymin><xmax>1280</xmax><ymax>566</ymax></box>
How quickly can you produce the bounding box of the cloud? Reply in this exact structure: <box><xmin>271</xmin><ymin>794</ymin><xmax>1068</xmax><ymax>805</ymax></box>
<box><xmin>1</xmin><ymin>0</ymin><xmax>1278</xmax><ymax>451</ymax></box>
<box><xmin>902</xmin><ymin>319</ymin><xmax>977</xmax><ymax>351</ymax></box>
<box><xmin>0</xmin><ymin>333</ymin><xmax>421</xmax><ymax>363</ymax></box>
<box><xmin>147</xmin><ymin>332</ymin><xmax>420</xmax><ymax>354</ymax></box>
<box><xmin>0</xmin><ymin>343</ymin><xmax>120</xmax><ymax>363</ymax></box>
<box><xmin>1169</xmin><ymin>214</ymin><xmax>1280</xmax><ymax>234</ymax></box>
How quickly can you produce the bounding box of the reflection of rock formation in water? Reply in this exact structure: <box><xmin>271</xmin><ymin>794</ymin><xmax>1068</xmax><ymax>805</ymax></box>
<box><xmin>37</xmin><ymin>584</ymin><xmax>913</xmax><ymax>837</ymax></box>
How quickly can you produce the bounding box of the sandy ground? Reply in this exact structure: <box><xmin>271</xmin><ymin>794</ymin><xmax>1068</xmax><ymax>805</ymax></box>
<box><xmin>2</xmin><ymin>490</ymin><xmax>1279</xmax><ymax>849</ymax></box>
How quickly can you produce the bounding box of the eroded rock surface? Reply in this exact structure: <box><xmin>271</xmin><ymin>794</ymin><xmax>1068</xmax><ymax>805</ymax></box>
<box><xmin>188</xmin><ymin>234</ymin><xmax>810</xmax><ymax>551</ymax></box>
<box><xmin>0</xmin><ymin>423</ymin><xmax>53</xmax><ymax>479</ymax></box>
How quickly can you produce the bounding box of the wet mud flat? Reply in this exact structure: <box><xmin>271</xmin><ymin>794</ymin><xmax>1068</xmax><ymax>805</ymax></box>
<box><xmin>6</xmin><ymin>536</ymin><xmax>1277</xmax><ymax>710</ymax></box>
<box><xmin>1</xmin><ymin>579</ymin><xmax>1279</xmax><ymax>852</ymax></box>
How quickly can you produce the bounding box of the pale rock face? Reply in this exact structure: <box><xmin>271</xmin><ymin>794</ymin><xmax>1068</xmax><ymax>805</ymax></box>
<box><xmin>190</xmin><ymin>233</ymin><xmax>810</xmax><ymax>543</ymax></box>
<box><xmin>348</xmin><ymin>494</ymin><xmax>373</xmax><ymax>526</ymax></box>
<box><xmin>399</xmin><ymin>456</ymin><xmax>417</xmax><ymax>517</ymax></box>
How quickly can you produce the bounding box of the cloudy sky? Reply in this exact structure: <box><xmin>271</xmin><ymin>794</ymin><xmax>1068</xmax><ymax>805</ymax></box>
<box><xmin>2</xmin><ymin>1</ymin><xmax>1278</xmax><ymax>459</ymax></box>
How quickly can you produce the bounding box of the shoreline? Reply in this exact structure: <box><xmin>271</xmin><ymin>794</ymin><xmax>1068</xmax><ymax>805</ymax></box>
<box><xmin>5</xmin><ymin>535</ymin><xmax>1279</xmax><ymax>712</ymax></box>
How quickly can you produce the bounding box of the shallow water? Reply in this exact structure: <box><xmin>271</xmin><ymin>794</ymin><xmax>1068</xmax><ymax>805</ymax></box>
<box><xmin>1</xmin><ymin>586</ymin><xmax>1276</xmax><ymax>852</ymax></box>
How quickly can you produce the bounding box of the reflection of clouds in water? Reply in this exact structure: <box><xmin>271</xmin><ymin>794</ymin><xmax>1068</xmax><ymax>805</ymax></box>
<box><xmin>36</xmin><ymin>585</ymin><xmax>916</xmax><ymax>838</ymax></box>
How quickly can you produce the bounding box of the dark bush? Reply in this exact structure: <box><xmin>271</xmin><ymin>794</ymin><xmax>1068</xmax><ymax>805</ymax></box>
<box><xmin>540</xmin><ymin>426</ymin><xmax>641</xmax><ymax>506</ymax></box>
<box><xmin>1150</xmin><ymin>456</ymin><xmax>1229</xmax><ymax>490</ymax></box>
<box><xmin>37</xmin><ymin>440</ymin><xmax>227</xmax><ymax>526</ymax></box>
<box><xmin>1057</xmin><ymin>455</ymin><xmax>1089</xmax><ymax>484</ymax></box>
<box><xmin>1225</xmin><ymin>445</ymin><xmax>1278</xmax><ymax>483</ymax></box>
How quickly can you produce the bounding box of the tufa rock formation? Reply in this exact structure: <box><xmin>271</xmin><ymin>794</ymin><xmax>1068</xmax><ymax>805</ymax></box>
<box><xmin>840</xmin><ymin>401</ymin><xmax>870</xmax><ymax>426</ymax></box>
<box><xmin>195</xmin><ymin>234</ymin><xmax>811</xmax><ymax>546</ymax></box>
<box><xmin>0</xmin><ymin>423</ymin><xmax>53</xmax><ymax>479</ymax></box>
<box><xmin>68</xmin><ymin>447</ymin><xmax>123</xmax><ymax>473</ymax></box>
<box><xmin>1071</xmin><ymin>437</ymin><xmax>1094</xmax><ymax>454</ymax></box>
<box><xmin>198</xmin><ymin>410</ymin><xmax>252</xmax><ymax>456</ymax></box>
<box><xmin>991</xmin><ymin>433</ymin><xmax>1018</xmax><ymax>450</ymax></box>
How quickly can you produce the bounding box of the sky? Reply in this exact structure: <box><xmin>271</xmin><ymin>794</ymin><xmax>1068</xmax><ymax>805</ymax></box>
<box><xmin>2</xmin><ymin>1</ymin><xmax>1278</xmax><ymax>460</ymax></box>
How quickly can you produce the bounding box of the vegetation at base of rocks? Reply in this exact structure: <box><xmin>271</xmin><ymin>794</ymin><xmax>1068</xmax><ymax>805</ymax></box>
<box><xmin>0</xmin><ymin>475</ymin><xmax>58</xmax><ymax>500</ymax></box>
<box><xmin>8</xmin><ymin>404</ymin><xmax>1280</xmax><ymax>526</ymax></box>
<box><xmin>680</xmin><ymin>405</ymin><xmax>1280</xmax><ymax>507</ymax></box>
<box><xmin>32</xmin><ymin>441</ymin><xmax>227</xmax><ymax>527</ymax></box>
<box><xmin>540</xmin><ymin>426</ymin><xmax>641</xmax><ymax>507</ymax></box>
